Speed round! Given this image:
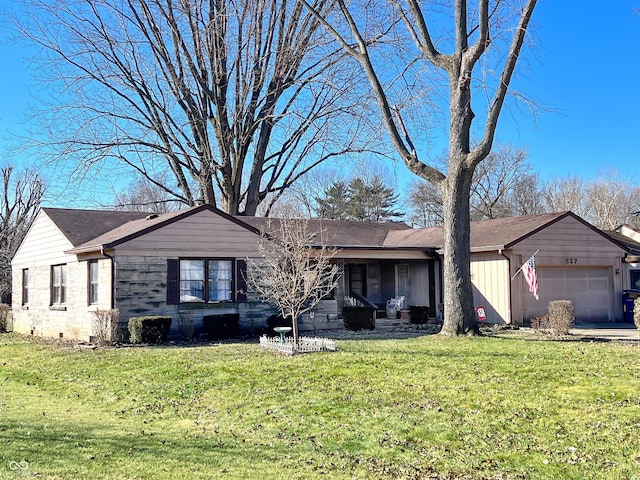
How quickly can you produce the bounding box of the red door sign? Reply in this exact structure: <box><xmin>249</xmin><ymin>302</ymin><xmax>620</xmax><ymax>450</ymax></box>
<box><xmin>476</xmin><ymin>306</ymin><xmax>487</xmax><ymax>322</ymax></box>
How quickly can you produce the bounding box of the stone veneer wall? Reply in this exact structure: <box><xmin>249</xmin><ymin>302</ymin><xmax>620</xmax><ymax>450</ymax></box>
<box><xmin>112</xmin><ymin>255</ymin><xmax>343</xmax><ymax>340</ymax></box>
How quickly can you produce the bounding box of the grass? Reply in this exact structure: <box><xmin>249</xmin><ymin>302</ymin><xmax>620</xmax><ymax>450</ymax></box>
<box><xmin>1</xmin><ymin>332</ymin><xmax>640</xmax><ymax>479</ymax></box>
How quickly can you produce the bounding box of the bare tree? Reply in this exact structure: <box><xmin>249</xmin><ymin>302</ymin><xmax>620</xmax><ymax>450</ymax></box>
<box><xmin>510</xmin><ymin>171</ymin><xmax>544</xmax><ymax>217</ymax></box>
<box><xmin>303</xmin><ymin>0</ymin><xmax>538</xmax><ymax>335</ymax></box>
<box><xmin>470</xmin><ymin>145</ymin><xmax>537</xmax><ymax>220</ymax></box>
<box><xmin>407</xmin><ymin>145</ymin><xmax>540</xmax><ymax>227</ymax></box>
<box><xmin>406</xmin><ymin>179</ymin><xmax>444</xmax><ymax>227</ymax></box>
<box><xmin>541</xmin><ymin>175</ymin><xmax>590</xmax><ymax>219</ymax></box>
<box><xmin>113</xmin><ymin>173</ymin><xmax>182</xmax><ymax>214</ymax></box>
<box><xmin>246</xmin><ymin>218</ymin><xmax>340</xmax><ymax>346</ymax></box>
<box><xmin>0</xmin><ymin>164</ymin><xmax>46</xmax><ymax>302</ymax></box>
<box><xmin>586</xmin><ymin>170</ymin><xmax>640</xmax><ymax>230</ymax></box>
<box><xmin>15</xmin><ymin>0</ymin><xmax>373</xmax><ymax>215</ymax></box>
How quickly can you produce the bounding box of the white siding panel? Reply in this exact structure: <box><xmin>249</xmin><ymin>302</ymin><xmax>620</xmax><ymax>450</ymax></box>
<box><xmin>12</xmin><ymin>211</ymin><xmax>76</xmax><ymax>268</ymax></box>
<box><xmin>471</xmin><ymin>253</ymin><xmax>510</xmax><ymax>324</ymax></box>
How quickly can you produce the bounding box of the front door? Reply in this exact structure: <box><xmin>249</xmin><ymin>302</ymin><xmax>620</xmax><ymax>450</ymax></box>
<box><xmin>396</xmin><ymin>263</ymin><xmax>410</xmax><ymax>304</ymax></box>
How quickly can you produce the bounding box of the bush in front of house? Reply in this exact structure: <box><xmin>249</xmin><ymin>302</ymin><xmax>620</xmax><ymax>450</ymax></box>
<box><xmin>266</xmin><ymin>314</ymin><xmax>293</xmax><ymax>329</ymax></box>
<box><xmin>548</xmin><ymin>300</ymin><xmax>575</xmax><ymax>335</ymax></box>
<box><xmin>178</xmin><ymin>311</ymin><xmax>195</xmax><ymax>341</ymax></box>
<box><xmin>342</xmin><ymin>306</ymin><xmax>375</xmax><ymax>331</ymax></box>
<box><xmin>409</xmin><ymin>305</ymin><xmax>431</xmax><ymax>324</ymax></box>
<box><xmin>0</xmin><ymin>303</ymin><xmax>10</xmax><ymax>332</ymax></box>
<box><xmin>203</xmin><ymin>314</ymin><xmax>240</xmax><ymax>340</ymax></box>
<box><xmin>128</xmin><ymin>316</ymin><xmax>173</xmax><ymax>344</ymax></box>
<box><xmin>633</xmin><ymin>298</ymin><xmax>640</xmax><ymax>331</ymax></box>
<box><xmin>531</xmin><ymin>314</ymin><xmax>550</xmax><ymax>332</ymax></box>
<box><xmin>91</xmin><ymin>309</ymin><xmax>120</xmax><ymax>345</ymax></box>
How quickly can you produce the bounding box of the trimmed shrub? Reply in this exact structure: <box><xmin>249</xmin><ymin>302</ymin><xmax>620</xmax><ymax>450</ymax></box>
<box><xmin>203</xmin><ymin>314</ymin><xmax>240</xmax><ymax>340</ymax></box>
<box><xmin>0</xmin><ymin>303</ymin><xmax>10</xmax><ymax>332</ymax></box>
<box><xmin>266</xmin><ymin>314</ymin><xmax>293</xmax><ymax>329</ymax></box>
<box><xmin>634</xmin><ymin>297</ymin><xmax>640</xmax><ymax>331</ymax></box>
<box><xmin>409</xmin><ymin>305</ymin><xmax>431</xmax><ymax>324</ymax></box>
<box><xmin>128</xmin><ymin>316</ymin><xmax>173</xmax><ymax>344</ymax></box>
<box><xmin>343</xmin><ymin>307</ymin><xmax>375</xmax><ymax>331</ymax></box>
<box><xmin>548</xmin><ymin>300</ymin><xmax>575</xmax><ymax>336</ymax></box>
<box><xmin>178</xmin><ymin>311</ymin><xmax>195</xmax><ymax>341</ymax></box>
<box><xmin>531</xmin><ymin>314</ymin><xmax>550</xmax><ymax>332</ymax></box>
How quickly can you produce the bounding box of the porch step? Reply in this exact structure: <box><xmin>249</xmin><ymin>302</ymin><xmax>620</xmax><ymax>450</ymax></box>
<box><xmin>376</xmin><ymin>317</ymin><xmax>411</xmax><ymax>329</ymax></box>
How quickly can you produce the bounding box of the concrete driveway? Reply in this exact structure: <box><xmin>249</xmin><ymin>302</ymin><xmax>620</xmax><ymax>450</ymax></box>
<box><xmin>570</xmin><ymin>323</ymin><xmax>639</xmax><ymax>341</ymax></box>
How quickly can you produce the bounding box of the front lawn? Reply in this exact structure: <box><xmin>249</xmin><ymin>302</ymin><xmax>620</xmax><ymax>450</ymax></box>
<box><xmin>1</xmin><ymin>332</ymin><xmax>639</xmax><ymax>479</ymax></box>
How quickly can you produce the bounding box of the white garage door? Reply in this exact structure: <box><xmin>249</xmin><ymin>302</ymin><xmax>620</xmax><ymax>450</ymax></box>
<box><xmin>522</xmin><ymin>267</ymin><xmax>612</xmax><ymax>323</ymax></box>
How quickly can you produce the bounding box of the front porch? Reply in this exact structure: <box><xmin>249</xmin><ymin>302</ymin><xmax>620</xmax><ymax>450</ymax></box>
<box><xmin>294</xmin><ymin>256</ymin><xmax>440</xmax><ymax>331</ymax></box>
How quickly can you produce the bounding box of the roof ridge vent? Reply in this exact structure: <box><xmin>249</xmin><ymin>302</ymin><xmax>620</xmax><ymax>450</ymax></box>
<box><xmin>146</xmin><ymin>213</ymin><xmax>158</xmax><ymax>220</ymax></box>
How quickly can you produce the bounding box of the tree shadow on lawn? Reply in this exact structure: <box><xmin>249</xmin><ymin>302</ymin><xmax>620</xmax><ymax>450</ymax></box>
<box><xmin>0</xmin><ymin>418</ymin><xmax>276</xmax><ymax>479</ymax></box>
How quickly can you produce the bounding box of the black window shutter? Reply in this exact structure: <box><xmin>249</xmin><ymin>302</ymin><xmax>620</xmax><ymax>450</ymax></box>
<box><xmin>236</xmin><ymin>259</ymin><xmax>247</xmax><ymax>303</ymax></box>
<box><xmin>167</xmin><ymin>259</ymin><xmax>179</xmax><ymax>305</ymax></box>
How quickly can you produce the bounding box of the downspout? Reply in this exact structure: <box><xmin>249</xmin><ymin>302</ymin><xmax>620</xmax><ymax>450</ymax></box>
<box><xmin>101</xmin><ymin>248</ymin><xmax>116</xmax><ymax>310</ymax></box>
<box><xmin>499</xmin><ymin>249</ymin><xmax>515</xmax><ymax>326</ymax></box>
<box><xmin>434</xmin><ymin>250</ymin><xmax>444</xmax><ymax>319</ymax></box>
<box><xmin>425</xmin><ymin>248</ymin><xmax>438</xmax><ymax>318</ymax></box>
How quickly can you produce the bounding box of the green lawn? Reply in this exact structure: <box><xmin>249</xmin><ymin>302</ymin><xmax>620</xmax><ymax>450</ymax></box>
<box><xmin>1</xmin><ymin>332</ymin><xmax>639</xmax><ymax>480</ymax></box>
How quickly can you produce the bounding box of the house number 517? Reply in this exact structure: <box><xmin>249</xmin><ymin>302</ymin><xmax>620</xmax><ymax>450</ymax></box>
<box><xmin>565</xmin><ymin>258</ymin><xmax>578</xmax><ymax>264</ymax></box>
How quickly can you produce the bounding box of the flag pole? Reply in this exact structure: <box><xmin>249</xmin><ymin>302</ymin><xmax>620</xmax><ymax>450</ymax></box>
<box><xmin>511</xmin><ymin>249</ymin><xmax>540</xmax><ymax>281</ymax></box>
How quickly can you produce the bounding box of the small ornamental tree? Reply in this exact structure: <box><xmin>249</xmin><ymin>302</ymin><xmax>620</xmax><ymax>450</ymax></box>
<box><xmin>247</xmin><ymin>218</ymin><xmax>341</xmax><ymax>346</ymax></box>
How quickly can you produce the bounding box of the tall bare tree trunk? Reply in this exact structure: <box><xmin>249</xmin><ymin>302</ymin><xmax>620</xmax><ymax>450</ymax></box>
<box><xmin>440</xmin><ymin>167</ymin><xmax>477</xmax><ymax>335</ymax></box>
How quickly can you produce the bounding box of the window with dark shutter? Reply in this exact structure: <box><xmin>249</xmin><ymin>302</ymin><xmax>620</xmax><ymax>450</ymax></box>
<box><xmin>236</xmin><ymin>259</ymin><xmax>248</xmax><ymax>303</ymax></box>
<box><xmin>167</xmin><ymin>259</ymin><xmax>180</xmax><ymax>304</ymax></box>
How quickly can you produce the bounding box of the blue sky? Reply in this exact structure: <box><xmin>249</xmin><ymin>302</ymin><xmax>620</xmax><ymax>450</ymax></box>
<box><xmin>499</xmin><ymin>1</ymin><xmax>639</xmax><ymax>181</ymax></box>
<box><xmin>0</xmin><ymin>1</ymin><xmax>638</xmax><ymax>205</ymax></box>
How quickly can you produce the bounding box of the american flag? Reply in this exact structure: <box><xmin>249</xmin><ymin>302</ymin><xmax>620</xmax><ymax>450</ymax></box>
<box><xmin>521</xmin><ymin>255</ymin><xmax>539</xmax><ymax>300</ymax></box>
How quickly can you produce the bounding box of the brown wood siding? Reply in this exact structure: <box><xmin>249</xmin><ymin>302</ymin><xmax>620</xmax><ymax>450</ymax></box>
<box><xmin>512</xmin><ymin>216</ymin><xmax>624</xmax><ymax>263</ymax></box>
<box><xmin>334</xmin><ymin>250</ymin><xmax>431</xmax><ymax>260</ymax></box>
<box><xmin>115</xmin><ymin>210</ymin><xmax>261</xmax><ymax>257</ymax></box>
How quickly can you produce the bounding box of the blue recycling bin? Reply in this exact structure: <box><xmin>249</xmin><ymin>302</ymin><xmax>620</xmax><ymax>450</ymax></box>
<box><xmin>622</xmin><ymin>290</ymin><xmax>640</xmax><ymax>323</ymax></box>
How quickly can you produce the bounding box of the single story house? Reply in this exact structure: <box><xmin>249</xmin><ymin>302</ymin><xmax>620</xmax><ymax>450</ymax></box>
<box><xmin>11</xmin><ymin>206</ymin><xmax>629</xmax><ymax>341</ymax></box>
<box><xmin>11</xmin><ymin>205</ymin><xmax>438</xmax><ymax>341</ymax></box>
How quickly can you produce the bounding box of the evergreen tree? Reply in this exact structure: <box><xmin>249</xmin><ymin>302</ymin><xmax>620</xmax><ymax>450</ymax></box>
<box><xmin>315</xmin><ymin>176</ymin><xmax>402</xmax><ymax>222</ymax></box>
<box><xmin>314</xmin><ymin>181</ymin><xmax>349</xmax><ymax>219</ymax></box>
<box><xmin>360</xmin><ymin>176</ymin><xmax>402</xmax><ymax>222</ymax></box>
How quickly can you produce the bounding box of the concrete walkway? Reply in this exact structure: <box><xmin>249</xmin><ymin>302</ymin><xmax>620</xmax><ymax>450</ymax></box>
<box><xmin>570</xmin><ymin>323</ymin><xmax>639</xmax><ymax>341</ymax></box>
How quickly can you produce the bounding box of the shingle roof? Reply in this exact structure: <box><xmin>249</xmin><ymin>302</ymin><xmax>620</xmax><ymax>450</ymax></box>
<box><xmin>605</xmin><ymin>229</ymin><xmax>640</xmax><ymax>255</ymax></box>
<box><xmin>43</xmin><ymin>207</ymin><xmax>149</xmax><ymax>247</ymax></box>
<box><xmin>49</xmin><ymin>206</ymin><xmax>619</xmax><ymax>257</ymax></box>
<box><xmin>384</xmin><ymin>212</ymin><xmax>584</xmax><ymax>251</ymax></box>
<box><xmin>47</xmin><ymin>205</ymin><xmax>411</xmax><ymax>254</ymax></box>
<box><xmin>237</xmin><ymin>217</ymin><xmax>412</xmax><ymax>248</ymax></box>
<box><xmin>74</xmin><ymin>208</ymin><xmax>200</xmax><ymax>250</ymax></box>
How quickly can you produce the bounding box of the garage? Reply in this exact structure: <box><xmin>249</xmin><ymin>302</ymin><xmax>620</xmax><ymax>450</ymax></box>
<box><xmin>522</xmin><ymin>266</ymin><xmax>613</xmax><ymax>323</ymax></box>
